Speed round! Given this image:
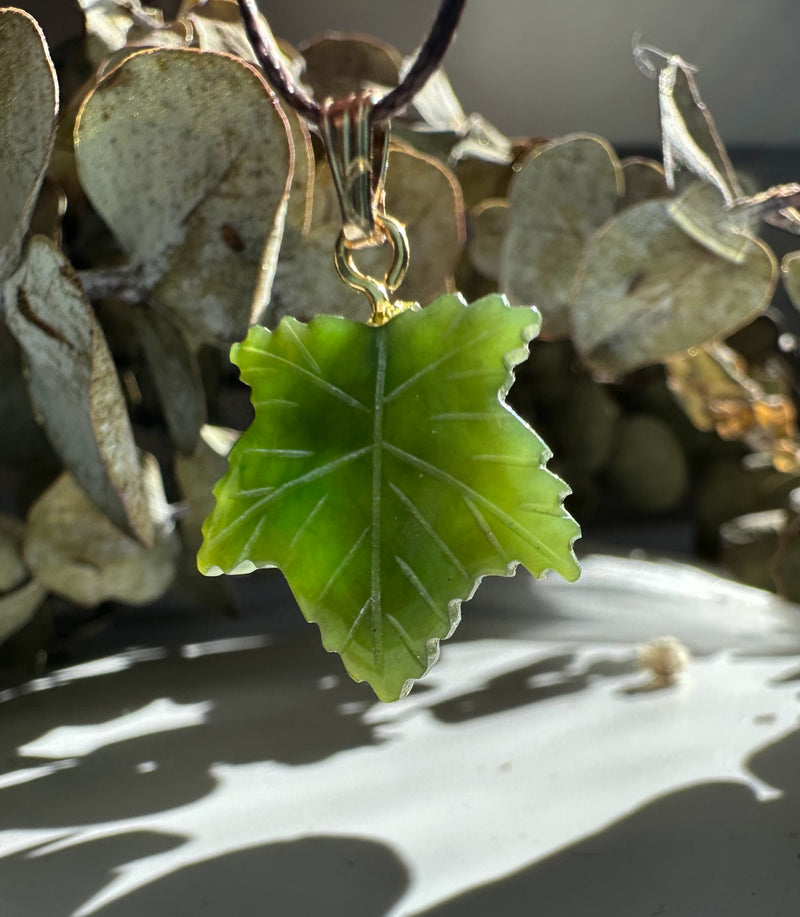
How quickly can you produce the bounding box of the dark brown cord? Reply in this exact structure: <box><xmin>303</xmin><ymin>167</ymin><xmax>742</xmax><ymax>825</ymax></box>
<box><xmin>237</xmin><ymin>0</ymin><xmax>319</xmax><ymax>122</ymax></box>
<box><xmin>373</xmin><ymin>0</ymin><xmax>467</xmax><ymax>121</ymax></box>
<box><xmin>236</xmin><ymin>0</ymin><xmax>467</xmax><ymax>125</ymax></box>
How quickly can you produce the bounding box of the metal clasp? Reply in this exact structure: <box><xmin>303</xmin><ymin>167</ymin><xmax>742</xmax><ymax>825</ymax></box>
<box><xmin>319</xmin><ymin>93</ymin><xmax>389</xmax><ymax>245</ymax></box>
<box><xmin>318</xmin><ymin>92</ymin><xmax>412</xmax><ymax>324</ymax></box>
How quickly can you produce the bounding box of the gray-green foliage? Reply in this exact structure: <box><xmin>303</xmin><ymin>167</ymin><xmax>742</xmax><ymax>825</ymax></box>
<box><xmin>1</xmin><ymin>1</ymin><xmax>799</xmax><ymax>666</ymax></box>
<box><xmin>74</xmin><ymin>46</ymin><xmax>292</xmax><ymax>344</ymax></box>
<box><xmin>0</xmin><ymin>8</ymin><xmax>58</xmax><ymax>281</ymax></box>
<box><xmin>500</xmin><ymin>134</ymin><xmax>623</xmax><ymax>338</ymax></box>
<box><xmin>571</xmin><ymin>199</ymin><xmax>776</xmax><ymax>373</ymax></box>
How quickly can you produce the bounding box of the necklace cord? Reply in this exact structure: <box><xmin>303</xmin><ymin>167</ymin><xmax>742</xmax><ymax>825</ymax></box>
<box><xmin>237</xmin><ymin>0</ymin><xmax>318</xmax><ymax>121</ymax></box>
<box><xmin>235</xmin><ymin>0</ymin><xmax>467</xmax><ymax>126</ymax></box>
<box><xmin>234</xmin><ymin>0</ymin><xmax>466</xmax><ymax>323</ymax></box>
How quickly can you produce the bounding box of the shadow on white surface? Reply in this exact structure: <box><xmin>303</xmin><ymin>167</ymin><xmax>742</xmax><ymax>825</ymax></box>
<box><xmin>2</xmin><ymin>832</ymin><xmax>410</xmax><ymax>917</ymax></box>
<box><xmin>416</xmin><ymin>726</ymin><xmax>800</xmax><ymax>916</ymax></box>
<box><xmin>1</xmin><ymin>553</ymin><xmax>799</xmax><ymax>916</ymax></box>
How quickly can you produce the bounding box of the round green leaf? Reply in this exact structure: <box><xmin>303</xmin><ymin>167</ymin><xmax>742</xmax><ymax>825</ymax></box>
<box><xmin>182</xmin><ymin>0</ymin><xmax>316</xmax><ymax>236</ymax></box>
<box><xmin>454</xmin><ymin>153</ymin><xmax>517</xmax><ymax>213</ymax></box>
<box><xmin>377</xmin><ymin>144</ymin><xmax>465</xmax><ymax>305</ymax></box>
<box><xmin>199</xmin><ymin>293</ymin><xmax>579</xmax><ymax>700</ymax></box>
<box><xmin>781</xmin><ymin>251</ymin><xmax>800</xmax><ymax>311</ymax></box>
<box><xmin>3</xmin><ymin>236</ymin><xmax>153</xmax><ymax>542</ymax></box>
<box><xmin>0</xmin><ymin>8</ymin><xmax>58</xmax><ymax>280</ymax></box>
<box><xmin>501</xmin><ymin>134</ymin><xmax>624</xmax><ymax>338</ymax></box>
<box><xmin>620</xmin><ymin>157</ymin><xmax>668</xmax><ymax>207</ymax></box>
<box><xmin>467</xmin><ymin>198</ymin><xmax>510</xmax><ymax>281</ymax></box>
<box><xmin>572</xmin><ymin>200</ymin><xmax>778</xmax><ymax>374</ymax></box>
<box><xmin>668</xmin><ymin>181</ymin><xmax>756</xmax><ymax>264</ymax></box>
<box><xmin>298</xmin><ymin>33</ymin><xmax>400</xmax><ymax>100</ymax></box>
<box><xmin>75</xmin><ymin>48</ymin><xmax>293</xmax><ymax>343</ymax></box>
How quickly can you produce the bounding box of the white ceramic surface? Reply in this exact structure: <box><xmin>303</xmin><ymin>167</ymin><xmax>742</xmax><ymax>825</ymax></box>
<box><xmin>2</xmin><ymin>552</ymin><xmax>800</xmax><ymax>915</ymax></box>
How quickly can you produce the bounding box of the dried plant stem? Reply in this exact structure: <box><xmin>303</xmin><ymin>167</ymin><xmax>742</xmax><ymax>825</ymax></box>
<box><xmin>77</xmin><ymin>266</ymin><xmax>151</xmax><ymax>303</ymax></box>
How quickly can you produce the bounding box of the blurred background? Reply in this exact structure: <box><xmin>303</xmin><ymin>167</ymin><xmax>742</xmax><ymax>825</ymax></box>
<box><xmin>4</xmin><ymin>0</ymin><xmax>800</xmax><ymax>631</ymax></box>
<box><xmin>16</xmin><ymin>0</ymin><xmax>800</xmax><ymax>149</ymax></box>
<box><xmin>3</xmin><ymin>12</ymin><xmax>800</xmax><ymax>916</ymax></box>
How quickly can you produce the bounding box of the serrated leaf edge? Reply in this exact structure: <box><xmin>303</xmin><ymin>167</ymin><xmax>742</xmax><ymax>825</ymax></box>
<box><xmin>201</xmin><ymin>294</ymin><xmax>580</xmax><ymax>699</ymax></box>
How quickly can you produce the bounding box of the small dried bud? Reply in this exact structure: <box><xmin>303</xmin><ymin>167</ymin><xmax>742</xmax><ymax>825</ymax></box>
<box><xmin>637</xmin><ymin>636</ymin><xmax>691</xmax><ymax>688</ymax></box>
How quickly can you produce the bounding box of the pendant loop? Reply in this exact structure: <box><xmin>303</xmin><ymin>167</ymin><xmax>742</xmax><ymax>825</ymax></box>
<box><xmin>334</xmin><ymin>213</ymin><xmax>410</xmax><ymax>324</ymax></box>
<box><xmin>319</xmin><ymin>93</ymin><xmax>389</xmax><ymax>245</ymax></box>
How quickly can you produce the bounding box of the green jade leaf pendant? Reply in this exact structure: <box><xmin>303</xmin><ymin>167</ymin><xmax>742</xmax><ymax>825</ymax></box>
<box><xmin>199</xmin><ymin>293</ymin><xmax>580</xmax><ymax>700</ymax></box>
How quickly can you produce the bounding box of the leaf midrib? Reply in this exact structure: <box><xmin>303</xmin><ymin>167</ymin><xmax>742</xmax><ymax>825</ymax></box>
<box><xmin>370</xmin><ymin>332</ymin><xmax>388</xmax><ymax>669</ymax></box>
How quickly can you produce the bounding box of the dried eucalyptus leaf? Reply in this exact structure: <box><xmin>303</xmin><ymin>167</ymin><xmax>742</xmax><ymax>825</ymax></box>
<box><xmin>126</xmin><ymin>21</ymin><xmax>190</xmax><ymax>50</ymax></box>
<box><xmin>0</xmin><ymin>321</ymin><xmax>53</xmax><ymax>464</ymax></box>
<box><xmin>391</xmin><ymin>127</ymin><xmax>457</xmax><ymax>164</ymax></box>
<box><xmin>377</xmin><ymin>144</ymin><xmax>465</xmax><ymax>304</ymax></box>
<box><xmin>183</xmin><ymin>0</ymin><xmax>256</xmax><ymax>60</ymax></box>
<box><xmin>180</xmin><ymin>0</ymin><xmax>305</xmax><ymax>94</ymax></box>
<box><xmin>665</xmin><ymin>342</ymin><xmax>757</xmax><ymax>432</ymax></box>
<box><xmin>467</xmin><ymin>198</ymin><xmax>510</xmax><ymax>280</ymax></box>
<box><xmin>636</xmin><ymin>44</ymin><xmax>741</xmax><ymax>202</ymax></box>
<box><xmin>0</xmin><ymin>515</ymin><xmax>26</xmax><ymax>593</ymax></box>
<box><xmin>132</xmin><ymin>305</ymin><xmax>206</xmax><ymax>454</ymax></box>
<box><xmin>28</xmin><ymin>177</ymin><xmax>67</xmax><ymax>245</ymax></box>
<box><xmin>449</xmin><ymin>115</ymin><xmax>516</xmax><ymax>166</ymax></box>
<box><xmin>620</xmin><ymin>157</ymin><xmax>668</xmax><ymax>207</ymax></box>
<box><xmin>3</xmin><ymin>236</ymin><xmax>152</xmax><ymax>543</ymax></box>
<box><xmin>76</xmin><ymin>0</ymin><xmax>179</xmax><ymax>66</ymax></box>
<box><xmin>0</xmin><ymin>8</ymin><xmax>58</xmax><ymax>281</ymax></box>
<box><xmin>572</xmin><ymin>200</ymin><xmax>778</xmax><ymax>374</ymax></box>
<box><xmin>453</xmin><ymin>156</ymin><xmax>516</xmax><ymax>212</ymax></box>
<box><xmin>730</xmin><ymin>184</ymin><xmax>800</xmax><ymax>235</ymax></box>
<box><xmin>392</xmin><ymin>54</ymin><xmax>514</xmax><ymax>165</ymax></box>
<box><xmin>270</xmin><ymin>223</ymin><xmax>369</xmax><ymax>325</ymax></box>
<box><xmin>0</xmin><ymin>580</ymin><xmax>47</xmax><ymax>647</ymax></box>
<box><xmin>313</xmin><ymin>143</ymin><xmax>465</xmax><ymax>301</ymax></box>
<box><xmin>24</xmin><ymin>461</ymin><xmax>179</xmax><ymax>608</ymax></box>
<box><xmin>782</xmin><ymin>251</ymin><xmax>800</xmax><ymax>311</ymax></box>
<box><xmin>284</xmin><ymin>110</ymin><xmax>315</xmax><ymax>239</ymax></box>
<box><xmin>92</xmin><ymin>26</ymin><xmax>193</xmax><ymax>78</ymax></box>
<box><xmin>299</xmin><ymin>33</ymin><xmax>400</xmax><ymax>100</ymax></box>
<box><xmin>272</xmin><ymin>145</ymin><xmax>464</xmax><ymax>322</ymax></box>
<box><xmin>174</xmin><ymin>424</ymin><xmax>239</xmax><ymax>552</ymax></box>
<box><xmin>171</xmin><ymin>423</ymin><xmax>238</xmax><ymax>613</ymax></box>
<box><xmin>405</xmin><ymin>64</ymin><xmax>467</xmax><ymax>132</ymax></box>
<box><xmin>668</xmin><ymin>181</ymin><xmax>755</xmax><ymax>263</ymax></box>
<box><xmin>75</xmin><ymin>48</ymin><xmax>293</xmax><ymax>343</ymax></box>
<box><xmin>501</xmin><ymin>134</ymin><xmax>624</xmax><ymax>338</ymax></box>
<box><xmin>666</xmin><ymin>341</ymin><xmax>797</xmax><ymax>466</ymax></box>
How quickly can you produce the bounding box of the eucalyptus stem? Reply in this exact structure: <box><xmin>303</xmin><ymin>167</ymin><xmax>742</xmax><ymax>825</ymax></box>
<box><xmin>77</xmin><ymin>266</ymin><xmax>150</xmax><ymax>303</ymax></box>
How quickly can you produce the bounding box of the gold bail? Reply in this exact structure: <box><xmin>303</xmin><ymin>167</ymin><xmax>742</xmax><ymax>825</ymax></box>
<box><xmin>319</xmin><ymin>93</ymin><xmax>389</xmax><ymax>245</ymax></box>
